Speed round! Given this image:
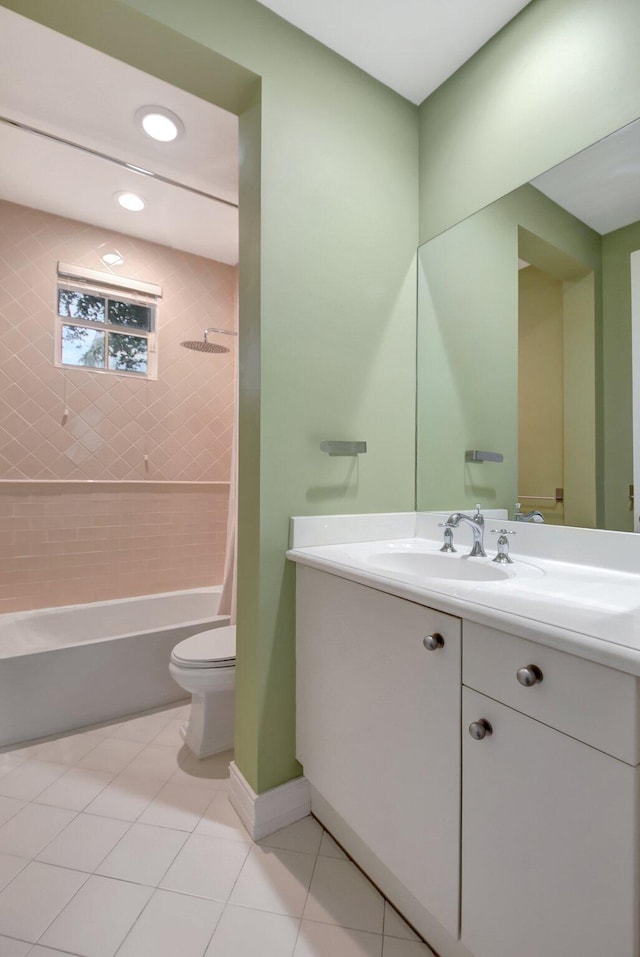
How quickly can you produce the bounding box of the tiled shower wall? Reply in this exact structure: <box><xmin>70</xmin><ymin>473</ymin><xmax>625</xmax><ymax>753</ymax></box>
<box><xmin>0</xmin><ymin>200</ymin><xmax>236</xmax><ymax>612</ymax></box>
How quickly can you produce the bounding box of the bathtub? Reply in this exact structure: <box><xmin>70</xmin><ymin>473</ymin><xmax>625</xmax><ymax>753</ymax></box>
<box><xmin>0</xmin><ymin>587</ymin><xmax>228</xmax><ymax>748</ymax></box>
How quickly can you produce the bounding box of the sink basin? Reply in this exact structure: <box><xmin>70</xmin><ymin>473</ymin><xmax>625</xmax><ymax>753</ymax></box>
<box><xmin>366</xmin><ymin>551</ymin><xmax>511</xmax><ymax>582</ymax></box>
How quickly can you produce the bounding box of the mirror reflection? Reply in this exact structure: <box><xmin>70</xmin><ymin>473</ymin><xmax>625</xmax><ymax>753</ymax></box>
<box><xmin>417</xmin><ymin>115</ymin><xmax>640</xmax><ymax>532</ymax></box>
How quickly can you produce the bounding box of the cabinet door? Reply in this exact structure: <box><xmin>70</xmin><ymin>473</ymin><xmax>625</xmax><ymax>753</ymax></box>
<box><xmin>296</xmin><ymin>567</ymin><xmax>461</xmax><ymax>937</ymax></box>
<box><xmin>462</xmin><ymin>687</ymin><xmax>640</xmax><ymax>957</ymax></box>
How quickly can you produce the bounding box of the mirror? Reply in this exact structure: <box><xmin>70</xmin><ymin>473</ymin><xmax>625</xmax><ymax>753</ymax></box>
<box><xmin>417</xmin><ymin>115</ymin><xmax>640</xmax><ymax>532</ymax></box>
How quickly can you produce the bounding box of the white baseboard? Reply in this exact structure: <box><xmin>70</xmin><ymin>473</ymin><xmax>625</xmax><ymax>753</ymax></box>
<box><xmin>229</xmin><ymin>762</ymin><xmax>311</xmax><ymax>840</ymax></box>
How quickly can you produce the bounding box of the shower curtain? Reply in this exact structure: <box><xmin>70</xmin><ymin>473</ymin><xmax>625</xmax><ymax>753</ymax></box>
<box><xmin>219</xmin><ymin>321</ymin><xmax>237</xmax><ymax>624</ymax></box>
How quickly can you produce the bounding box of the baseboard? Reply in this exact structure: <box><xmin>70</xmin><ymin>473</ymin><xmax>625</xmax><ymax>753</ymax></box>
<box><xmin>229</xmin><ymin>761</ymin><xmax>311</xmax><ymax>840</ymax></box>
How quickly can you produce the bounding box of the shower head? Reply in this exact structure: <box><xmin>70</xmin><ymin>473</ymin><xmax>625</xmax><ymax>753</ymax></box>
<box><xmin>180</xmin><ymin>339</ymin><xmax>229</xmax><ymax>354</ymax></box>
<box><xmin>180</xmin><ymin>327</ymin><xmax>237</xmax><ymax>354</ymax></box>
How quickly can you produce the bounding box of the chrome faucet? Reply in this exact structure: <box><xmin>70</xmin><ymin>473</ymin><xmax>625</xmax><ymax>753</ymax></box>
<box><xmin>443</xmin><ymin>504</ymin><xmax>486</xmax><ymax>557</ymax></box>
<box><xmin>514</xmin><ymin>503</ymin><xmax>544</xmax><ymax>523</ymax></box>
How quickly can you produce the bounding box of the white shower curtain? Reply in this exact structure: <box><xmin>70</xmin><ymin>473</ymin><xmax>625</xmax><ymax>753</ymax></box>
<box><xmin>219</xmin><ymin>322</ymin><xmax>237</xmax><ymax>624</ymax></box>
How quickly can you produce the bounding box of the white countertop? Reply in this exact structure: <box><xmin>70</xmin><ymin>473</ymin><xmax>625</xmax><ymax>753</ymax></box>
<box><xmin>287</xmin><ymin>512</ymin><xmax>640</xmax><ymax>676</ymax></box>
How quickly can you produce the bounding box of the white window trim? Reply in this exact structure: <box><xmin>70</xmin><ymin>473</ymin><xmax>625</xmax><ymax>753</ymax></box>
<box><xmin>55</xmin><ymin>267</ymin><xmax>160</xmax><ymax>380</ymax></box>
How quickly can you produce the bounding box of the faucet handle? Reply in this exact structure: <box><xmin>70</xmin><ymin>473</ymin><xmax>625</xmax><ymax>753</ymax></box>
<box><xmin>490</xmin><ymin>528</ymin><xmax>515</xmax><ymax>564</ymax></box>
<box><xmin>473</xmin><ymin>503</ymin><xmax>483</xmax><ymax>520</ymax></box>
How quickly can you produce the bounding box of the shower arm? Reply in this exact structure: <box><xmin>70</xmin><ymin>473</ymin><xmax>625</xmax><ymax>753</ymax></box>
<box><xmin>203</xmin><ymin>327</ymin><xmax>238</xmax><ymax>343</ymax></box>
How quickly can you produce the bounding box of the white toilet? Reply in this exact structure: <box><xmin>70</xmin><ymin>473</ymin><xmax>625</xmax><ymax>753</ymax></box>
<box><xmin>169</xmin><ymin>625</ymin><xmax>236</xmax><ymax>758</ymax></box>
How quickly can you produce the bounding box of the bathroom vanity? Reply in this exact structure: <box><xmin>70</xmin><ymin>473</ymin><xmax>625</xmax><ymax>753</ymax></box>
<box><xmin>288</xmin><ymin>512</ymin><xmax>640</xmax><ymax>957</ymax></box>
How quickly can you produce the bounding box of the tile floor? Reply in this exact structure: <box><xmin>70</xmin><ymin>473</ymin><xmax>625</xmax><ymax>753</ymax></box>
<box><xmin>0</xmin><ymin>703</ymin><xmax>435</xmax><ymax>957</ymax></box>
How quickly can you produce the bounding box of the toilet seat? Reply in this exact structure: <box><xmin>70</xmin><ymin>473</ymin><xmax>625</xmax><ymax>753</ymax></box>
<box><xmin>170</xmin><ymin>626</ymin><xmax>236</xmax><ymax>669</ymax></box>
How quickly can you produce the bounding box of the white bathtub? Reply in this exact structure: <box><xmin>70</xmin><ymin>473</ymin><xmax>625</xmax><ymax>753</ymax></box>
<box><xmin>0</xmin><ymin>587</ymin><xmax>228</xmax><ymax>748</ymax></box>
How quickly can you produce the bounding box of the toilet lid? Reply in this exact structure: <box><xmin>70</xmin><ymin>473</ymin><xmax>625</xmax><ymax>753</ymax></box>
<box><xmin>171</xmin><ymin>626</ymin><xmax>236</xmax><ymax>668</ymax></box>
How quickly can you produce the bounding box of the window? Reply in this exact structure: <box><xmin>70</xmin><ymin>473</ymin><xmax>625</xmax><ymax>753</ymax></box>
<box><xmin>55</xmin><ymin>266</ymin><xmax>159</xmax><ymax>379</ymax></box>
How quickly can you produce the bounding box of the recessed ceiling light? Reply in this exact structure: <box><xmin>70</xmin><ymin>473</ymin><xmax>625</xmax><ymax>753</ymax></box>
<box><xmin>115</xmin><ymin>191</ymin><xmax>145</xmax><ymax>212</ymax></box>
<box><xmin>135</xmin><ymin>105</ymin><xmax>184</xmax><ymax>143</ymax></box>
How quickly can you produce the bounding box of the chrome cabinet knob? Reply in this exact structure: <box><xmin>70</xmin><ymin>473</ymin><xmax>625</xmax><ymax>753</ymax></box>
<box><xmin>516</xmin><ymin>665</ymin><xmax>543</xmax><ymax>687</ymax></box>
<box><xmin>468</xmin><ymin>719</ymin><xmax>493</xmax><ymax>740</ymax></box>
<box><xmin>423</xmin><ymin>633</ymin><xmax>444</xmax><ymax>651</ymax></box>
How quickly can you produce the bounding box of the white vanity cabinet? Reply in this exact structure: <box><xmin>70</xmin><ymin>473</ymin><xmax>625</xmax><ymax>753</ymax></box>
<box><xmin>462</xmin><ymin>623</ymin><xmax>640</xmax><ymax>957</ymax></box>
<box><xmin>295</xmin><ymin>566</ymin><xmax>462</xmax><ymax>937</ymax></box>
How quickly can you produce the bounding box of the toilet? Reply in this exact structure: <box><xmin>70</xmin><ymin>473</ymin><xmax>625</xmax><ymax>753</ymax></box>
<box><xmin>169</xmin><ymin>625</ymin><xmax>236</xmax><ymax>758</ymax></box>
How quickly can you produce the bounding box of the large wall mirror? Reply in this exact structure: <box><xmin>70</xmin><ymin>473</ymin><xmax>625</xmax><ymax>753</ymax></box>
<box><xmin>417</xmin><ymin>115</ymin><xmax>640</xmax><ymax>532</ymax></box>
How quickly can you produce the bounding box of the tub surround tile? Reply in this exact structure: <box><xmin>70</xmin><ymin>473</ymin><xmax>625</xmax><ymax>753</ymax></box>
<box><xmin>204</xmin><ymin>904</ymin><xmax>299</xmax><ymax>957</ymax></box>
<box><xmin>39</xmin><ymin>875</ymin><xmax>153</xmax><ymax>957</ymax></box>
<box><xmin>0</xmin><ymin>804</ymin><xmax>77</xmax><ymax>859</ymax></box>
<box><xmin>34</xmin><ymin>767</ymin><xmax>115</xmax><ymax>811</ymax></box>
<box><xmin>0</xmin><ymin>862</ymin><xmax>87</xmax><ymax>942</ymax></box>
<box><xmin>0</xmin><ymin>762</ymin><xmax>68</xmax><ymax>802</ymax></box>
<box><xmin>229</xmin><ymin>845</ymin><xmax>316</xmax><ymax>917</ymax></box>
<box><xmin>160</xmin><ymin>833</ymin><xmax>250</xmax><ymax>901</ymax></box>
<box><xmin>36</xmin><ymin>813</ymin><xmax>130</xmax><ymax>872</ymax></box>
<box><xmin>116</xmin><ymin>888</ymin><xmax>224</xmax><ymax>957</ymax></box>
<box><xmin>96</xmin><ymin>823</ymin><xmax>188</xmax><ymax>886</ymax></box>
<box><xmin>302</xmin><ymin>857</ymin><xmax>385</xmax><ymax>934</ymax></box>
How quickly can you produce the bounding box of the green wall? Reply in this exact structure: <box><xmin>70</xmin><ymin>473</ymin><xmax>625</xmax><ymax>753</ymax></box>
<box><xmin>419</xmin><ymin>0</ymin><xmax>640</xmax><ymax>244</ymax></box>
<box><xmin>417</xmin><ymin>185</ymin><xmax>600</xmax><ymax>516</ymax></box>
<box><xmin>601</xmin><ymin>221</ymin><xmax>640</xmax><ymax>530</ymax></box>
<box><xmin>3</xmin><ymin>0</ymin><xmax>419</xmax><ymax>792</ymax></box>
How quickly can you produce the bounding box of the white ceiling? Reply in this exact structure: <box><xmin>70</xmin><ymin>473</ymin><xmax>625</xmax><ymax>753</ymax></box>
<box><xmin>0</xmin><ymin>7</ymin><xmax>239</xmax><ymax>264</ymax></box>
<box><xmin>532</xmin><ymin>117</ymin><xmax>640</xmax><ymax>235</ymax></box>
<box><xmin>255</xmin><ymin>0</ymin><xmax>533</xmax><ymax>104</ymax></box>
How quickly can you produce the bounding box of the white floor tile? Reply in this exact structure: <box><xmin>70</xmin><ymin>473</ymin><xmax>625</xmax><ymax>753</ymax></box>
<box><xmin>117</xmin><ymin>888</ymin><xmax>224</xmax><ymax>957</ymax></box>
<box><xmin>34</xmin><ymin>767</ymin><xmax>114</xmax><ymax>811</ymax></box>
<box><xmin>111</xmin><ymin>713</ymin><xmax>173</xmax><ymax>744</ymax></box>
<box><xmin>382</xmin><ymin>938</ymin><xmax>435</xmax><ymax>957</ymax></box>
<box><xmin>383</xmin><ymin>904</ymin><xmax>421</xmax><ymax>942</ymax></box>
<box><xmin>31</xmin><ymin>733</ymin><xmax>104</xmax><ymax>766</ymax></box>
<box><xmin>39</xmin><ymin>875</ymin><xmax>153</xmax><ymax>957</ymax></box>
<box><xmin>318</xmin><ymin>831</ymin><xmax>348</xmax><ymax>860</ymax></box>
<box><xmin>0</xmin><ymin>753</ymin><xmax>29</xmax><ymax>780</ymax></box>
<box><xmin>0</xmin><ymin>799</ymin><xmax>25</xmax><ymax>830</ymax></box>
<box><xmin>29</xmin><ymin>948</ymin><xmax>79</xmax><ymax>957</ymax></box>
<box><xmin>37</xmin><ymin>813</ymin><xmax>130</xmax><ymax>872</ymax></box>
<box><xmin>0</xmin><ymin>804</ymin><xmax>76</xmax><ymax>859</ymax></box>
<box><xmin>160</xmin><ymin>833</ymin><xmax>250</xmax><ymax>901</ymax></box>
<box><xmin>84</xmin><ymin>771</ymin><xmax>163</xmax><ymax>822</ymax></box>
<box><xmin>137</xmin><ymin>775</ymin><xmax>215</xmax><ymax>831</ymax></box>
<box><xmin>205</xmin><ymin>904</ymin><xmax>299</xmax><ymax>957</ymax></box>
<box><xmin>96</xmin><ymin>822</ymin><xmax>187</xmax><ymax>885</ymax></box>
<box><xmin>124</xmin><ymin>743</ymin><xmax>180</xmax><ymax>783</ymax></box>
<box><xmin>195</xmin><ymin>793</ymin><xmax>252</xmax><ymax>843</ymax></box>
<box><xmin>229</xmin><ymin>845</ymin><xmax>316</xmax><ymax>917</ymax></box>
<box><xmin>0</xmin><ymin>935</ymin><xmax>30</xmax><ymax>956</ymax></box>
<box><xmin>77</xmin><ymin>739</ymin><xmax>145</xmax><ymax>774</ymax></box>
<box><xmin>294</xmin><ymin>921</ymin><xmax>383</xmax><ymax>957</ymax></box>
<box><xmin>178</xmin><ymin>749</ymin><xmax>233</xmax><ymax>784</ymax></box>
<box><xmin>0</xmin><ymin>762</ymin><xmax>67</xmax><ymax>802</ymax></box>
<box><xmin>259</xmin><ymin>817</ymin><xmax>323</xmax><ymax>856</ymax></box>
<box><xmin>0</xmin><ymin>862</ymin><xmax>87</xmax><ymax>943</ymax></box>
<box><xmin>153</xmin><ymin>719</ymin><xmax>185</xmax><ymax>748</ymax></box>
<box><xmin>0</xmin><ymin>853</ymin><xmax>27</xmax><ymax>891</ymax></box>
<box><xmin>303</xmin><ymin>856</ymin><xmax>384</xmax><ymax>934</ymax></box>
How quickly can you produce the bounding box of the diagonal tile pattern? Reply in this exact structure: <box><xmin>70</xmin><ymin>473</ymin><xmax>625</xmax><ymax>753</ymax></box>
<box><xmin>0</xmin><ymin>703</ymin><xmax>436</xmax><ymax>957</ymax></box>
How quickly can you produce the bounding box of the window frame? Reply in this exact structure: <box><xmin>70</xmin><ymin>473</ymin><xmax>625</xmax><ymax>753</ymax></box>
<box><xmin>55</xmin><ymin>280</ymin><xmax>159</xmax><ymax>380</ymax></box>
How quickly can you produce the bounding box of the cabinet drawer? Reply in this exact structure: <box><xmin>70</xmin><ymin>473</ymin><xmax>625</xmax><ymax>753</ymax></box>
<box><xmin>463</xmin><ymin>621</ymin><xmax>640</xmax><ymax>763</ymax></box>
